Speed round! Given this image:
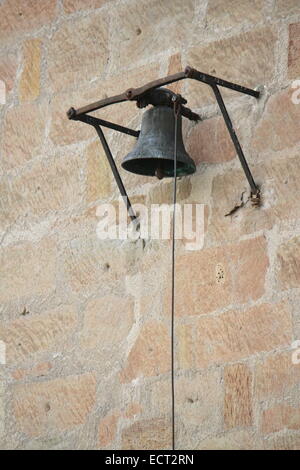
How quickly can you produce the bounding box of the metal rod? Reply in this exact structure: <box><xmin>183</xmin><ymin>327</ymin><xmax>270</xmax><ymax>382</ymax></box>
<box><xmin>75</xmin><ymin>114</ymin><xmax>140</xmax><ymax>138</ymax></box>
<box><xmin>211</xmin><ymin>85</ymin><xmax>259</xmax><ymax>194</ymax></box>
<box><xmin>185</xmin><ymin>66</ymin><xmax>260</xmax><ymax>99</ymax></box>
<box><xmin>68</xmin><ymin>68</ymin><xmax>259</xmax><ymax>119</ymax></box>
<box><xmin>71</xmin><ymin>92</ymin><xmax>129</xmax><ymax>117</ymax></box>
<box><xmin>171</xmin><ymin>101</ymin><xmax>180</xmax><ymax>452</ymax></box>
<box><xmin>93</xmin><ymin>125</ymin><xmax>137</xmax><ymax>221</ymax></box>
<box><xmin>126</xmin><ymin>71</ymin><xmax>187</xmax><ymax>101</ymax></box>
<box><xmin>71</xmin><ymin>72</ymin><xmax>187</xmax><ymax>117</ymax></box>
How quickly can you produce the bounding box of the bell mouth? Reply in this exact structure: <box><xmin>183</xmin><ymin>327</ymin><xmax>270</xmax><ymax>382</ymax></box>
<box><xmin>121</xmin><ymin>157</ymin><xmax>196</xmax><ymax>178</ymax></box>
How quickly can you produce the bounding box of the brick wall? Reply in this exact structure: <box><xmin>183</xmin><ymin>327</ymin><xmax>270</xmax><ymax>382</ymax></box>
<box><xmin>0</xmin><ymin>0</ymin><xmax>300</xmax><ymax>450</ymax></box>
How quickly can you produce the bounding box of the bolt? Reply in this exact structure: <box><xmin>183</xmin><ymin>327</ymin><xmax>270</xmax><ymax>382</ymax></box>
<box><xmin>184</xmin><ymin>66</ymin><xmax>193</xmax><ymax>78</ymax></box>
<box><xmin>67</xmin><ymin>107</ymin><xmax>76</xmax><ymax>119</ymax></box>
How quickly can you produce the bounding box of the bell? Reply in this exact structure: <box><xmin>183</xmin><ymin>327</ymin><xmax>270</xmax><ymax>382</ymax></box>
<box><xmin>121</xmin><ymin>106</ymin><xmax>196</xmax><ymax>179</ymax></box>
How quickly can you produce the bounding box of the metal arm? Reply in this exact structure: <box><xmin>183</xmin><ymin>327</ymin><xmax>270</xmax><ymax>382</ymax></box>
<box><xmin>185</xmin><ymin>66</ymin><xmax>259</xmax><ymax>98</ymax></box>
<box><xmin>211</xmin><ymin>85</ymin><xmax>260</xmax><ymax>197</ymax></box>
<box><xmin>72</xmin><ymin>112</ymin><xmax>140</xmax><ymax>138</ymax></box>
<box><xmin>93</xmin><ymin>125</ymin><xmax>137</xmax><ymax>222</ymax></box>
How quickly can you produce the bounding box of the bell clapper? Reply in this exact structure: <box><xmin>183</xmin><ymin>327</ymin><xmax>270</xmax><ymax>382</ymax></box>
<box><xmin>155</xmin><ymin>164</ymin><xmax>165</xmax><ymax>180</ymax></box>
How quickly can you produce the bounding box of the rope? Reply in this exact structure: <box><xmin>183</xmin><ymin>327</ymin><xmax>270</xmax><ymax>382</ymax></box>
<box><xmin>171</xmin><ymin>99</ymin><xmax>180</xmax><ymax>450</ymax></box>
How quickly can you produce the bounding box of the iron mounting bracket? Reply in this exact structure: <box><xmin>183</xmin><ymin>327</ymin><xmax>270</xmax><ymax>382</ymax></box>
<box><xmin>67</xmin><ymin>66</ymin><xmax>261</xmax><ymax>220</ymax></box>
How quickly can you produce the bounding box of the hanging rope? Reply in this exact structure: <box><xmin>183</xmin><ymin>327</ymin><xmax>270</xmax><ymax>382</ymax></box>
<box><xmin>171</xmin><ymin>97</ymin><xmax>181</xmax><ymax>451</ymax></box>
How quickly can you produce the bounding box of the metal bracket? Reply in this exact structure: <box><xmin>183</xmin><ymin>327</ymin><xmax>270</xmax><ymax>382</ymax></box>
<box><xmin>211</xmin><ymin>84</ymin><xmax>260</xmax><ymax>200</ymax></box>
<box><xmin>70</xmin><ymin>112</ymin><xmax>139</xmax><ymax>221</ymax></box>
<box><xmin>94</xmin><ymin>125</ymin><xmax>137</xmax><ymax>222</ymax></box>
<box><xmin>67</xmin><ymin>66</ymin><xmax>259</xmax><ymax>118</ymax></box>
<box><xmin>67</xmin><ymin>66</ymin><xmax>261</xmax><ymax>219</ymax></box>
<box><xmin>69</xmin><ymin>110</ymin><xmax>140</xmax><ymax>138</ymax></box>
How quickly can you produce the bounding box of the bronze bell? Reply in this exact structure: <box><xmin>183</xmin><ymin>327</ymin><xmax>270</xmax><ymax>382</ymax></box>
<box><xmin>121</xmin><ymin>105</ymin><xmax>196</xmax><ymax>179</ymax></box>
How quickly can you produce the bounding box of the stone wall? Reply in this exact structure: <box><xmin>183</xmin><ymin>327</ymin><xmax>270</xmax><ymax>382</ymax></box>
<box><xmin>0</xmin><ymin>0</ymin><xmax>300</xmax><ymax>450</ymax></box>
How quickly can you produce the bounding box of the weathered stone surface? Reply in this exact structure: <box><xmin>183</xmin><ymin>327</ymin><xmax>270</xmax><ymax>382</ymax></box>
<box><xmin>176</xmin><ymin>370</ymin><xmax>222</xmax><ymax>443</ymax></box>
<box><xmin>142</xmin><ymin>379</ymin><xmax>170</xmax><ymax>419</ymax></box>
<box><xmin>172</xmin><ymin>246</ymin><xmax>231</xmax><ymax>316</ymax></box>
<box><xmin>0</xmin><ymin>0</ymin><xmax>56</xmax><ymax>45</ymax></box>
<box><xmin>277</xmin><ymin>236</ymin><xmax>300</xmax><ymax>290</ymax></box>
<box><xmin>63</xmin><ymin>0</ymin><xmax>110</xmax><ymax>13</ymax></box>
<box><xmin>142</xmin><ymin>373</ymin><xmax>221</xmax><ymax>449</ymax></box>
<box><xmin>209</xmin><ymin>154</ymin><xmax>300</xmax><ymax>242</ymax></box>
<box><xmin>147</xmin><ymin>178</ymin><xmax>192</xmax><ymax>206</ymax></box>
<box><xmin>192</xmin><ymin>302</ymin><xmax>292</xmax><ymax>368</ymax></box>
<box><xmin>98</xmin><ymin>411</ymin><xmax>120</xmax><ymax>448</ymax></box>
<box><xmin>166</xmin><ymin>237</ymin><xmax>268</xmax><ymax>317</ymax></box>
<box><xmin>102</xmin><ymin>65</ymin><xmax>160</xmax><ymax>123</ymax></box>
<box><xmin>124</xmin><ymin>403</ymin><xmax>142</xmax><ymax>419</ymax></box>
<box><xmin>187</xmin><ymin>28</ymin><xmax>276</xmax><ymax>107</ymax></box>
<box><xmin>50</xmin><ymin>88</ymin><xmax>96</xmax><ymax>147</ymax></box>
<box><xmin>206</xmin><ymin>0</ymin><xmax>264</xmax><ymax>30</ymax></box>
<box><xmin>224</xmin><ymin>363</ymin><xmax>253</xmax><ymax>429</ymax></box>
<box><xmin>209</xmin><ymin>169</ymin><xmax>262</xmax><ymax>243</ymax></box>
<box><xmin>12</xmin><ymin>362</ymin><xmax>52</xmax><ymax>380</ymax></box>
<box><xmin>253</xmin><ymin>88</ymin><xmax>300</xmax><ymax>152</ymax></box>
<box><xmin>85</xmin><ymin>140</ymin><xmax>111</xmax><ymax>204</ymax></box>
<box><xmin>0</xmin><ymin>306</ymin><xmax>77</xmax><ymax>365</ymax></box>
<box><xmin>2</xmin><ymin>102</ymin><xmax>47</xmax><ymax>169</ymax></box>
<box><xmin>80</xmin><ymin>296</ymin><xmax>134</xmax><ymax>350</ymax></box>
<box><xmin>167</xmin><ymin>53</ymin><xmax>183</xmax><ymax>94</ymax></box>
<box><xmin>0</xmin><ymin>381</ymin><xmax>4</xmax><ymax>439</ymax></box>
<box><xmin>255</xmin><ymin>350</ymin><xmax>300</xmax><ymax>400</ymax></box>
<box><xmin>122</xmin><ymin>418</ymin><xmax>171</xmax><ymax>450</ymax></box>
<box><xmin>288</xmin><ymin>18</ymin><xmax>300</xmax><ymax>79</ymax></box>
<box><xmin>275</xmin><ymin>0</ymin><xmax>300</xmax><ymax>17</ymax></box>
<box><xmin>120</xmin><ymin>321</ymin><xmax>170</xmax><ymax>383</ymax></box>
<box><xmin>137</xmin><ymin>245</ymin><xmax>170</xmax><ymax>322</ymax></box>
<box><xmin>47</xmin><ymin>13</ymin><xmax>109</xmax><ymax>93</ymax></box>
<box><xmin>187</xmin><ymin>104</ymin><xmax>250</xmax><ymax>167</ymax></box>
<box><xmin>50</xmin><ymin>63</ymin><xmax>159</xmax><ymax>146</ymax></box>
<box><xmin>187</xmin><ymin>116</ymin><xmax>235</xmax><ymax>165</ymax></box>
<box><xmin>262</xmin><ymin>404</ymin><xmax>300</xmax><ymax>434</ymax></box>
<box><xmin>50</xmin><ymin>208</ymin><xmax>100</xmax><ymax>261</ymax></box>
<box><xmin>209</xmin><ymin>168</ymin><xmax>259</xmax><ymax>243</ymax></box>
<box><xmin>0</xmin><ymin>238</ymin><xmax>56</xmax><ymax>303</ymax></box>
<box><xmin>229</xmin><ymin>237</ymin><xmax>269</xmax><ymax>304</ymax></box>
<box><xmin>19</xmin><ymin>39</ymin><xmax>42</xmax><ymax>102</ymax></box>
<box><xmin>176</xmin><ymin>307</ymin><xmax>290</xmax><ymax>374</ymax></box>
<box><xmin>62</xmin><ymin>236</ymin><xmax>134</xmax><ymax>295</ymax></box>
<box><xmin>0</xmin><ymin>153</ymin><xmax>83</xmax><ymax>230</ymax></box>
<box><xmin>0</xmin><ymin>51</ymin><xmax>18</xmax><ymax>95</ymax></box>
<box><xmin>110</xmin><ymin>0</ymin><xmax>195</xmax><ymax>70</ymax></box>
<box><xmin>12</xmin><ymin>373</ymin><xmax>96</xmax><ymax>437</ymax></box>
<box><xmin>197</xmin><ymin>429</ymin><xmax>257</xmax><ymax>450</ymax></box>
<box><xmin>263</xmin><ymin>432</ymin><xmax>300</xmax><ymax>450</ymax></box>
<box><xmin>19</xmin><ymin>434</ymin><xmax>77</xmax><ymax>450</ymax></box>
<box><xmin>177</xmin><ymin>324</ymin><xmax>194</xmax><ymax>370</ymax></box>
